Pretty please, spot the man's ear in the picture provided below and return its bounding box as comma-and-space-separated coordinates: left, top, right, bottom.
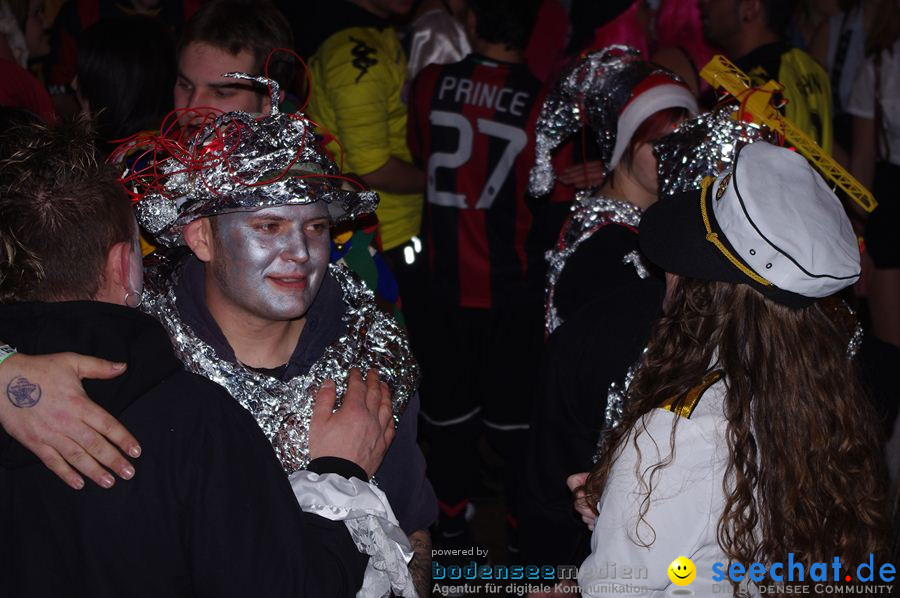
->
103, 240, 131, 297
183, 218, 215, 263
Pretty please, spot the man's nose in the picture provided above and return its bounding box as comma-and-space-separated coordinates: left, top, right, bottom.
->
180, 96, 217, 128
281, 228, 310, 263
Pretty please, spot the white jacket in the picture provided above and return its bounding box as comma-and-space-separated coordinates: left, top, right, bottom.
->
578, 376, 756, 597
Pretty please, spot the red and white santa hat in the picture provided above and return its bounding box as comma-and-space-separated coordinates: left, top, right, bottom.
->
529, 46, 698, 196
608, 71, 698, 169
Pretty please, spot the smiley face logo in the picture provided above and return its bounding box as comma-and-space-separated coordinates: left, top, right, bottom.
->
668, 556, 696, 586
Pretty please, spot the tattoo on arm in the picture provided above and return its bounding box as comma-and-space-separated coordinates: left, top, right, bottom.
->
6, 376, 42, 408
408, 529, 432, 598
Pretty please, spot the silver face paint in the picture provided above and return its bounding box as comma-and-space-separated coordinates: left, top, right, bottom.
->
209, 202, 331, 322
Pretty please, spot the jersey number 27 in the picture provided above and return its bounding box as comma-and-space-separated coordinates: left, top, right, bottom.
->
427, 110, 527, 210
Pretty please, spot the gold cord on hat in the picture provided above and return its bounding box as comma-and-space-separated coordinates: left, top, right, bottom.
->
700, 176, 772, 287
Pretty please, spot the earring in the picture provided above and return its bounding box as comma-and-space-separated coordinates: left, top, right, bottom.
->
124, 290, 143, 308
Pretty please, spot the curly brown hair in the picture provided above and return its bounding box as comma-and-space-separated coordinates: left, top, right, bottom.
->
585, 277, 890, 595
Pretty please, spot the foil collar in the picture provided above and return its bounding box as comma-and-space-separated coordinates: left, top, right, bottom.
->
529, 45, 674, 196
545, 193, 643, 335
593, 353, 644, 464
623, 250, 650, 279
141, 262, 419, 473
124, 73, 378, 247
654, 105, 781, 197
848, 319, 864, 359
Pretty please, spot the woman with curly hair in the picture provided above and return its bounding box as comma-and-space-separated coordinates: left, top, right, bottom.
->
575, 141, 890, 597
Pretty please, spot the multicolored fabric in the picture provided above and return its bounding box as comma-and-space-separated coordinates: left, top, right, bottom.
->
331, 225, 404, 323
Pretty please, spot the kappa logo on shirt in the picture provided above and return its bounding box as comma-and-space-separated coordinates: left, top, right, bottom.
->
349, 36, 378, 82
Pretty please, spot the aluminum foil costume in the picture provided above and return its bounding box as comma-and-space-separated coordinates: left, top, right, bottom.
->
529, 46, 651, 198
653, 103, 781, 197
529, 46, 693, 335
124, 74, 418, 598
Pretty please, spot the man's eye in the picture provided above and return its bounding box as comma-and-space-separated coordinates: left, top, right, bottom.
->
214, 89, 234, 98
254, 223, 277, 232
306, 221, 329, 234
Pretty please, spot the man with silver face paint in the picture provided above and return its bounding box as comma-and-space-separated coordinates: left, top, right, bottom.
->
141, 77, 435, 598
1, 76, 435, 598
199, 203, 333, 331
0, 117, 391, 598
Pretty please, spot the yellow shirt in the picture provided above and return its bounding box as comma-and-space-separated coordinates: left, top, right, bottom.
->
309, 25, 422, 250
740, 44, 833, 155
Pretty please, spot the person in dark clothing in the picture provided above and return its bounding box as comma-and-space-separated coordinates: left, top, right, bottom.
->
0, 304, 372, 598
75, 15, 176, 152
529, 47, 697, 336
170, 252, 432, 539
0, 120, 395, 597
520, 277, 664, 574
140, 100, 433, 596
519, 48, 696, 581
46, 0, 199, 90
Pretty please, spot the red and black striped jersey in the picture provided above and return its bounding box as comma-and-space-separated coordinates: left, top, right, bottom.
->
408, 53, 546, 309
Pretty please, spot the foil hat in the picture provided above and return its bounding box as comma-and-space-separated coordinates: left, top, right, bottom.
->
653, 104, 782, 197
123, 73, 379, 247
528, 45, 695, 196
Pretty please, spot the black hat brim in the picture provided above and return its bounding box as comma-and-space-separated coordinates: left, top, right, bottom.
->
639, 188, 815, 308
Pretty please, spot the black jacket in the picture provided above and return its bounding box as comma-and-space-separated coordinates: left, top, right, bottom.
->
0, 301, 367, 597
521, 276, 665, 568
554, 223, 644, 325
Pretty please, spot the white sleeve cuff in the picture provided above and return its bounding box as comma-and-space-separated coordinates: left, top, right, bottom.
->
288, 470, 417, 598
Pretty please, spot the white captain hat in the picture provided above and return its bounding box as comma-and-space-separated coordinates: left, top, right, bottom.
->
639, 141, 860, 307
